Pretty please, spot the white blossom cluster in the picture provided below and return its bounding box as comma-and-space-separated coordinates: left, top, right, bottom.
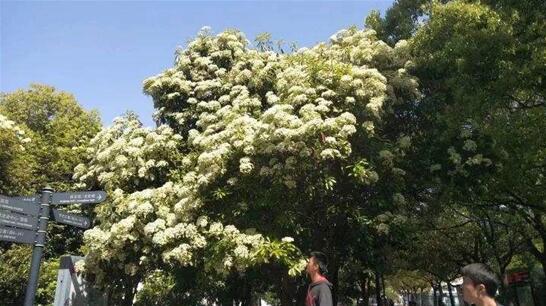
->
80, 180, 283, 284
0, 114, 31, 146
443, 127, 493, 176
74, 115, 182, 191
143, 27, 418, 190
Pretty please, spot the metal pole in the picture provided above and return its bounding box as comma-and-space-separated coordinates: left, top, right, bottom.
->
23, 187, 53, 306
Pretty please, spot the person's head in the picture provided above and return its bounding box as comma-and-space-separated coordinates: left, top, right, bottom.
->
306, 251, 328, 277
461, 263, 499, 304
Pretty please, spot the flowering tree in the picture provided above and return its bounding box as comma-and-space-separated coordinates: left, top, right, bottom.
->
0, 113, 32, 195
76, 25, 419, 304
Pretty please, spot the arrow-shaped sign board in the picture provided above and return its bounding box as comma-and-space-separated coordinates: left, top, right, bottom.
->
0, 210, 38, 230
50, 209, 91, 229
0, 225, 36, 244
12, 195, 39, 203
0, 195, 40, 216
51, 191, 106, 205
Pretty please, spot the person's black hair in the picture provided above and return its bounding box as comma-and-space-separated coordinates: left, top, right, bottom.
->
461, 263, 499, 297
310, 251, 328, 275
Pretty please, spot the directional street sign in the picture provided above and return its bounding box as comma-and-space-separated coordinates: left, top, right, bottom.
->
1, 188, 107, 306
0, 225, 36, 244
12, 195, 39, 203
0, 195, 40, 216
50, 209, 91, 229
0, 210, 38, 230
51, 191, 107, 205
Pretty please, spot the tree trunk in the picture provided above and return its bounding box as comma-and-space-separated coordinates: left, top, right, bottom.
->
523, 210, 546, 287
375, 271, 382, 306
120, 276, 139, 306
542, 258, 546, 287
331, 262, 339, 306
513, 286, 521, 306
359, 275, 371, 306
381, 272, 386, 300
447, 282, 455, 306
432, 283, 437, 306
438, 282, 444, 306
241, 276, 252, 306
497, 269, 508, 304
280, 272, 294, 306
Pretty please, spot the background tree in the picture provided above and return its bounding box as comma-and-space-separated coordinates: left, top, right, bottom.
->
408, 0, 545, 277
0, 84, 101, 305
365, 3, 544, 303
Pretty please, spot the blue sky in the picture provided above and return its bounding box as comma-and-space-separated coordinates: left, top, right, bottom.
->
1, 1, 393, 127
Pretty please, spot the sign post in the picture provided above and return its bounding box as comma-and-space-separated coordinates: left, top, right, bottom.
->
0, 210, 38, 230
23, 187, 52, 306
0, 187, 106, 306
0, 226, 37, 244
0, 194, 40, 215
51, 191, 107, 205
50, 209, 91, 229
